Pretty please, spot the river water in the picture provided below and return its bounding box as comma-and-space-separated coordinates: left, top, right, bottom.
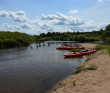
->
0, 41, 86, 93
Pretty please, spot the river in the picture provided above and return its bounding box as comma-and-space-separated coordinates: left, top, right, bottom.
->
0, 41, 86, 93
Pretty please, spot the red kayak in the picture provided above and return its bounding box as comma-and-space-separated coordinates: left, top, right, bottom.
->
64, 52, 82, 57
64, 49, 96, 57
56, 46, 85, 50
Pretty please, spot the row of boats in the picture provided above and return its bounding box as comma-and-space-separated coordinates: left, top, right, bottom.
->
56, 43, 96, 57
56, 43, 85, 50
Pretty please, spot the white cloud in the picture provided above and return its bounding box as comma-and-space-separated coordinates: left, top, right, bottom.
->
35, 21, 54, 32
68, 10, 78, 15
21, 23, 32, 29
9, 11, 28, 22
0, 11, 9, 17
2, 23, 32, 30
69, 20, 107, 32
41, 12, 85, 26
67, 16, 85, 26
41, 12, 68, 21
0, 11, 28, 22
98, 0, 110, 2
37, 12, 107, 32
0, 11, 108, 34
57, 12, 68, 21
2, 23, 21, 30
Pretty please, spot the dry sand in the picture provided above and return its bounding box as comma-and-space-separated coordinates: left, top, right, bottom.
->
50, 44, 110, 93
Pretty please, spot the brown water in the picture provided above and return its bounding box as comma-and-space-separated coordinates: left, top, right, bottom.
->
0, 41, 86, 93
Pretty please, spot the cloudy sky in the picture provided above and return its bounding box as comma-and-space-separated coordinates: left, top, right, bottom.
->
0, 0, 110, 35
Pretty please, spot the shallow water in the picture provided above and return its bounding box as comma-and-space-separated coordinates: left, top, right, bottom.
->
0, 41, 86, 93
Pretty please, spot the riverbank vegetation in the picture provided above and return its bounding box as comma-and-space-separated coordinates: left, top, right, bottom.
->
74, 64, 98, 74
0, 24, 110, 49
0, 31, 49, 49
40, 30, 103, 42
40, 24, 110, 43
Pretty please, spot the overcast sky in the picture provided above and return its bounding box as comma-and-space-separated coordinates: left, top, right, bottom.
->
0, 0, 110, 35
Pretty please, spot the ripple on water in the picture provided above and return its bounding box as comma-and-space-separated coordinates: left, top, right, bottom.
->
0, 43, 86, 93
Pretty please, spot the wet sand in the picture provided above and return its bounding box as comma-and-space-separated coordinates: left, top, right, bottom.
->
50, 44, 110, 93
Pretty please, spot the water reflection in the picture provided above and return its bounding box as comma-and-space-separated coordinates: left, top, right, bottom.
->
0, 41, 86, 93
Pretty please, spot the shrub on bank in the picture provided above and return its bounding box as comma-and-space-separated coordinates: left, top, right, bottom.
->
74, 64, 98, 74
95, 45, 102, 51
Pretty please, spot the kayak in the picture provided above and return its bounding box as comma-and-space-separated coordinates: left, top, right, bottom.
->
64, 49, 96, 57
64, 52, 82, 57
56, 46, 85, 50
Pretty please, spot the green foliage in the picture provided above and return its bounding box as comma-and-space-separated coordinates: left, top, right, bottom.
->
102, 24, 110, 43
107, 47, 110, 56
74, 66, 85, 74
86, 64, 98, 70
72, 80, 76, 86
0, 31, 50, 49
0, 31, 32, 49
74, 64, 98, 74
95, 44, 108, 51
95, 45, 110, 56
39, 30, 102, 42
105, 24, 110, 31
95, 45, 102, 51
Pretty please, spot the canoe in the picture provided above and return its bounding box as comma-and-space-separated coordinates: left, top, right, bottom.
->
64, 49, 96, 57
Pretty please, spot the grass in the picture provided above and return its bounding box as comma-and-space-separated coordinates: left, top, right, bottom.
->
95, 45, 102, 51
85, 36, 101, 41
74, 64, 98, 74
107, 47, 110, 56
86, 64, 98, 70
74, 66, 85, 74
95, 44, 110, 56
95, 44, 109, 50
72, 80, 76, 86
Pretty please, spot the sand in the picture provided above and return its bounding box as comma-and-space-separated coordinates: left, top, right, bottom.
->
50, 44, 110, 93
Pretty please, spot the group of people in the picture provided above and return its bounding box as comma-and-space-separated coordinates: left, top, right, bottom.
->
61, 43, 81, 48
31, 43, 50, 49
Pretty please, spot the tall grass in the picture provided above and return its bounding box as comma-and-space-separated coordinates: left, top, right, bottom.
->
86, 64, 98, 70
74, 64, 98, 74
95, 44, 108, 51
95, 44, 110, 56
72, 80, 76, 86
95, 45, 102, 50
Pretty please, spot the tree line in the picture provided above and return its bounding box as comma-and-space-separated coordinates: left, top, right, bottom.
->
40, 29, 103, 41
0, 24, 110, 49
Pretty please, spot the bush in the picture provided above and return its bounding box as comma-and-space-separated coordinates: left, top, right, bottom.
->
95, 45, 101, 50
86, 64, 98, 70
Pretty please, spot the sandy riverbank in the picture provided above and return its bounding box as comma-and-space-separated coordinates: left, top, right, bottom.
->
50, 44, 110, 93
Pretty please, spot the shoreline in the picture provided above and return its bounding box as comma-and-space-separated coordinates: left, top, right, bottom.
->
49, 44, 110, 93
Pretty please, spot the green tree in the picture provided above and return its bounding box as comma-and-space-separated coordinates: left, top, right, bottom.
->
105, 24, 110, 31
102, 24, 110, 43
